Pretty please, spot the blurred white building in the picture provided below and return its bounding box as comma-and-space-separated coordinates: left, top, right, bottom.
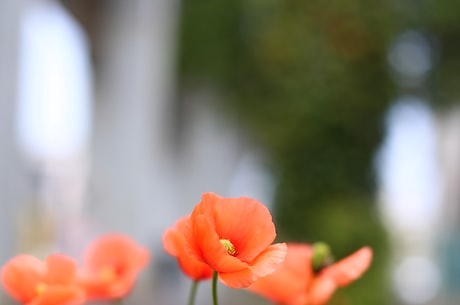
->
0, 1, 273, 305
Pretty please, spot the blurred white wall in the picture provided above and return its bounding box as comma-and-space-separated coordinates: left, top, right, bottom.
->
0, 0, 26, 262
0, 1, 277, 304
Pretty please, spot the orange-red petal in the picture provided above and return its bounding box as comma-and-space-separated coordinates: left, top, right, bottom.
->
217, 244, 287, 289
31, 284, 85, 305
2, 254, 85, 305
247, 243, 372, 305
194, 193, 277, 263
320, 246, 372, 287
80, 234, 150, 300
309, 277, 337, 305
219, 266, 255, 288
162, 216, 213, 280
163, 222, 185, 257
190, 214, 247, 273
212, 196, 277, 262
185, 192, 285, 288
44, 255, 78, 286
247, 243, 312, 305
250, 243, 287, 278
83, 234, 150, 272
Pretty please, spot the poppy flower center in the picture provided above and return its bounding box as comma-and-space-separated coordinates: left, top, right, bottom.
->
35, 283, 47, 296
219, 239, 237, 255
100, 266, 117, 282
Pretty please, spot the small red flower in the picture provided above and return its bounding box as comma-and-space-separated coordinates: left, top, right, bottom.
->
247, 243, 373, 305
78, 234, 150, 301
163, 215, 213, 281
183, 192, 287, 288
1, 254, 85, 305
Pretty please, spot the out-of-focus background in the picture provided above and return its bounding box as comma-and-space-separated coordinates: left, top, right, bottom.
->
1, 0, 460, 304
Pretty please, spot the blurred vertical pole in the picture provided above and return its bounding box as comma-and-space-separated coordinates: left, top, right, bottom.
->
0, 0, 25, 262
438, 109, 460, 238
92, 0, 180, 243
437, 108, 460, 302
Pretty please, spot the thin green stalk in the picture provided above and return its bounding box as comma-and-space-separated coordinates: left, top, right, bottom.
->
188, 280, 199, 305
112, 299, 124, 305
212, 271, 219, 305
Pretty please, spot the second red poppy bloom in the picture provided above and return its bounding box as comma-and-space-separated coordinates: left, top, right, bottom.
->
78, 234, 150, 301
183, 192, 287, 288
1, 254, 85, 305
247, 243, 373, 305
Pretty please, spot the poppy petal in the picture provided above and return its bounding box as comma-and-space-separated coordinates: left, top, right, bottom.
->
309, 277, 337, 305
218, 266, 255, 288
199, 193, 277, 263
190, 192, 219, 220
162, 218, 187, 257
30, 285, 85, 305
79, 259, 140, 300
132, 246, 150, 272
163, 215, 213, 280
101, 274, 136, 300
250, 243, 287, 278
247, 243, 311, 305
81, 234, 150, 300
44, 255, 77, 285
1, 255, 45, 303
77, 270, 115, 300
190, 214, 247, 273
249, 273, 308, 305
177, 256, 213, 281
87, 234, 150, 272
321, 246, 372, 287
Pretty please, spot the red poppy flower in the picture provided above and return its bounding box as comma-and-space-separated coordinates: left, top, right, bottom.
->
247, 243, 373, 305
1, 254, 85, 305
183, 192, 287, 288
163, 215, 213, 281
78, 234, 150, 301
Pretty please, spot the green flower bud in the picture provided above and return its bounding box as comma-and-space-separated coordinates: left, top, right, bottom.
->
312, 242, 332, 272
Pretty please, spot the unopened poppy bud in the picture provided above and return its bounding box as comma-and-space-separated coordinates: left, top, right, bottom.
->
312, 242, 332, 272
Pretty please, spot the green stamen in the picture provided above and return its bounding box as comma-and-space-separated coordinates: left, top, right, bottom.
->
220, 239, 237, 255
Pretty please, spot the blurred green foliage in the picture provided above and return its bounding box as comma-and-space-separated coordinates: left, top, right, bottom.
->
426, 0, 460, 108
177, 1, 402, 304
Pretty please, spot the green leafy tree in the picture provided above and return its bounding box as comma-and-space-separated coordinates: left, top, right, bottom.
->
178, 1, 399, 304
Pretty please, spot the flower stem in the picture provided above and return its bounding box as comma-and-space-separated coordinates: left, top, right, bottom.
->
212, 271, 219, 305
188, 281, 199, 305
112, 299, 124, 305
